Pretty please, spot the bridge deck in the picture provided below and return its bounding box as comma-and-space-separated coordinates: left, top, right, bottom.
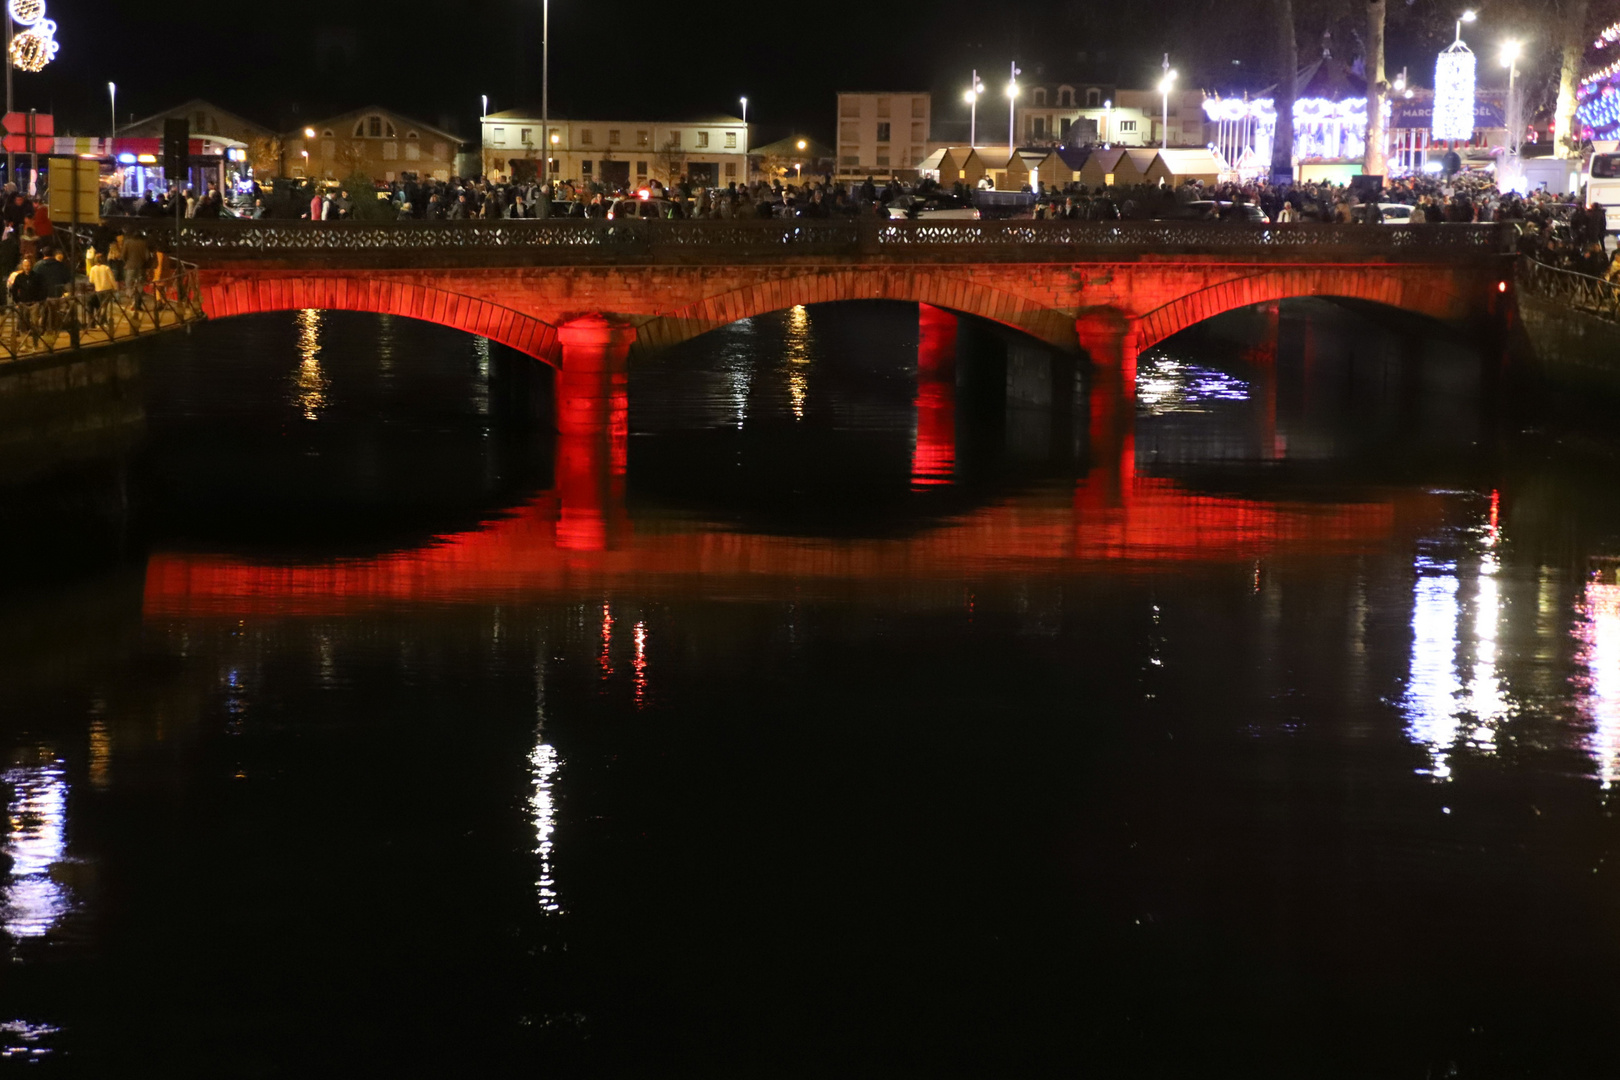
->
154, 218, 1515, 270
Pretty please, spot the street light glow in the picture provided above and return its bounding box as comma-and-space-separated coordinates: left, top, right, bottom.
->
1460, 9, 1476, 22
1159, 70, 1177, 93
304, 127, 315, 138
1006, 79, 1019, 98
796, 139, 806, 150
1500, 39, 1521, 66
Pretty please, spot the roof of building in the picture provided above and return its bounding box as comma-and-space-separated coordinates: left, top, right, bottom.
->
291, 105, 464, 142
750, 135, 834, 158
117, 98, 276, 137
483, 108, 744, 125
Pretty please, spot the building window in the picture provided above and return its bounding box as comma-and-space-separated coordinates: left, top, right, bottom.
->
370, 116, 384, 137
582, 159, 592, 175
1117, 120, 1136, 133
321, 139, 334, 158
383, 142, 397, 160
876, 122, 890, 142
877, 153, 890, 167
1060, 118, 1072, 137
521, 128, 532, 144
606, 129, 619, 145
433, 142, 448, 160
840, 97, 861, 117
405, 142, 420, 161
725, 162, 736, 177
636, 161, 648, 175
697, 131, 709, 148
581, 129, 593, 145
669, 130, 681, 146
1033, 88, 1046, 105
725, 131, 736, 148
911, 97, 925, 118
493, 127, 506, 145
877, 96, 891, 117
636, 130, 649, 146
1032, 117, 1045, 138
1059, 88, 1073, 107
1086, 89, 1101, 107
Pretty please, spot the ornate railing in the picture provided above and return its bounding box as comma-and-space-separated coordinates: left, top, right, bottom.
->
1517, 257, 1620, 324
0, 261, 204, 362
133, 217, 1517, 264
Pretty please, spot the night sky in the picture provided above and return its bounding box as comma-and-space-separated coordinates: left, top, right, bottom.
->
22, 0, 1531, 146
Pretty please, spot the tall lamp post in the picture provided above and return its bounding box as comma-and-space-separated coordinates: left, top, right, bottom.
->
541, 0, 549, 184
1500, 39, 1521, 161
1159, 55, 1177, 149
739, 96, 747, 180
1006, 63, 1021, 149
108, 81, 116, 144
963, 71, 983, 148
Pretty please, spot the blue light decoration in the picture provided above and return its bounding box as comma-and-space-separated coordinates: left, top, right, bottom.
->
115, 152, 136, 165
1433, 41, 1476, 141
1578, 20, 1620, 139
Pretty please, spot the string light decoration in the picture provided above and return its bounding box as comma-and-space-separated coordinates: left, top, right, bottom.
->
6, 0, 43, 26
1433, 42, 1477, 141
6, 0, 57, 72
1596, 19, 1620, 49
1579, 21, 1620, 138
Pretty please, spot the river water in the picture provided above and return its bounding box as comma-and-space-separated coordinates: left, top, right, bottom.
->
2, 301, 1619, 1076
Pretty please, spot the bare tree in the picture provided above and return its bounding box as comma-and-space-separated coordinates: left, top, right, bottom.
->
1554, 0, 1593, 157
1272, 0, 1298, 182
654, 138, 684, 184
1364, 0, 1387, 175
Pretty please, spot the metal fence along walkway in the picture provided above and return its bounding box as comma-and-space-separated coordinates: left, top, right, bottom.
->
0, 264, 204, 362
145, 217, 1516, 267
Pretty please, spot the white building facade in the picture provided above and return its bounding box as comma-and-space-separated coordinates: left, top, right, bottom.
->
481, 111, 747, 188
836, 92, 931, 178
1010, 84, 1210, 147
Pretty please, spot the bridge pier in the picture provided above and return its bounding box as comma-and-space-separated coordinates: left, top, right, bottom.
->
913, 306, 958, 488
555, 316, 633, 550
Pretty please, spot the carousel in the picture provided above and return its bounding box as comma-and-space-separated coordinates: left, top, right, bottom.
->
1202, 56, 1390, 180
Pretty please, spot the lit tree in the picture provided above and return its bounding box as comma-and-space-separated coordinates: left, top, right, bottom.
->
1555, 0, 1593, 157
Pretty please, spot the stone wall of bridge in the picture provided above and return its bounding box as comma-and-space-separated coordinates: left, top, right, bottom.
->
199, 258, 1509, 372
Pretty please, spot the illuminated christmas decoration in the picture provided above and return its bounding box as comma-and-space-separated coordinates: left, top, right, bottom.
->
1579, 21, 1620, 138
1201, 94, 1391, 175
1596, 19, 1620, 49
6, 0, 56, 72
1433, 42, 1476, 141
6, 0, 43, 26
8, 23, 55, 73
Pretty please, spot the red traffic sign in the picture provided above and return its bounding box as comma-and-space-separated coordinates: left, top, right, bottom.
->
2, 112, 52, 137
1, 133, 50, 154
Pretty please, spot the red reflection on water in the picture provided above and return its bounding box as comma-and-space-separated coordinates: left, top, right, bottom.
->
142, 470, 1432, 618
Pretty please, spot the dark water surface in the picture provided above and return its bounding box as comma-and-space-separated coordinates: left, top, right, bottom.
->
3, 301, 1620, 1076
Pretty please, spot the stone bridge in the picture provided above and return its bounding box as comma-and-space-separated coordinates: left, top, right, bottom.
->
158, 218, 1516, 432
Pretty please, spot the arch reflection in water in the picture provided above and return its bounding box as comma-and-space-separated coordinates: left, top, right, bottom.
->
293, 309, 328, 421
3, 758, 72, 939
1574, 576, 1620, 789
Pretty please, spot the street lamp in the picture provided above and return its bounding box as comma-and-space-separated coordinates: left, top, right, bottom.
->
481, 93, 487, 119
304, 127, 315, 139
1159, 54, 1177, 149
1455, 8, 1475, 43
963, 70, 984, 148
541, 0, 550, 180
740, 96, 748, 180
1103, 99, 1112, 144
1006, 62, 1021, 149
1501, 39, 1521, 160
107, 82, 115, 144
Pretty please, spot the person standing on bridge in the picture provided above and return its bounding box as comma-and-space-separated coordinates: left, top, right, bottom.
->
121, 230, 150, 297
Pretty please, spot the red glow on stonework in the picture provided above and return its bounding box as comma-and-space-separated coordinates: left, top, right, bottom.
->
1489, 489, 1500, 543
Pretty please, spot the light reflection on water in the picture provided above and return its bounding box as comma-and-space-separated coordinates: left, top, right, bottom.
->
293, 308, 328, 420
1574, 576, 1620, 789
3, 758, 72, 939
1136, 352, 1251, 413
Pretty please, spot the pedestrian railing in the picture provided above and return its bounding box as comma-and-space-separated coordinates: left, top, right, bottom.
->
1517, 257, 1620, 324
126, 216, 1518, 264
0, 261, 204, 362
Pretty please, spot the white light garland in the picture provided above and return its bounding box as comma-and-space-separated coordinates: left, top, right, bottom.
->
1433, 42, 1476, 141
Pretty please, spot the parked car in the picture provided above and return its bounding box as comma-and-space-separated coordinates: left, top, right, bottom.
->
607, 196, 680, 220
889, 194, 981, 221
1376, 203, 1414, 224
